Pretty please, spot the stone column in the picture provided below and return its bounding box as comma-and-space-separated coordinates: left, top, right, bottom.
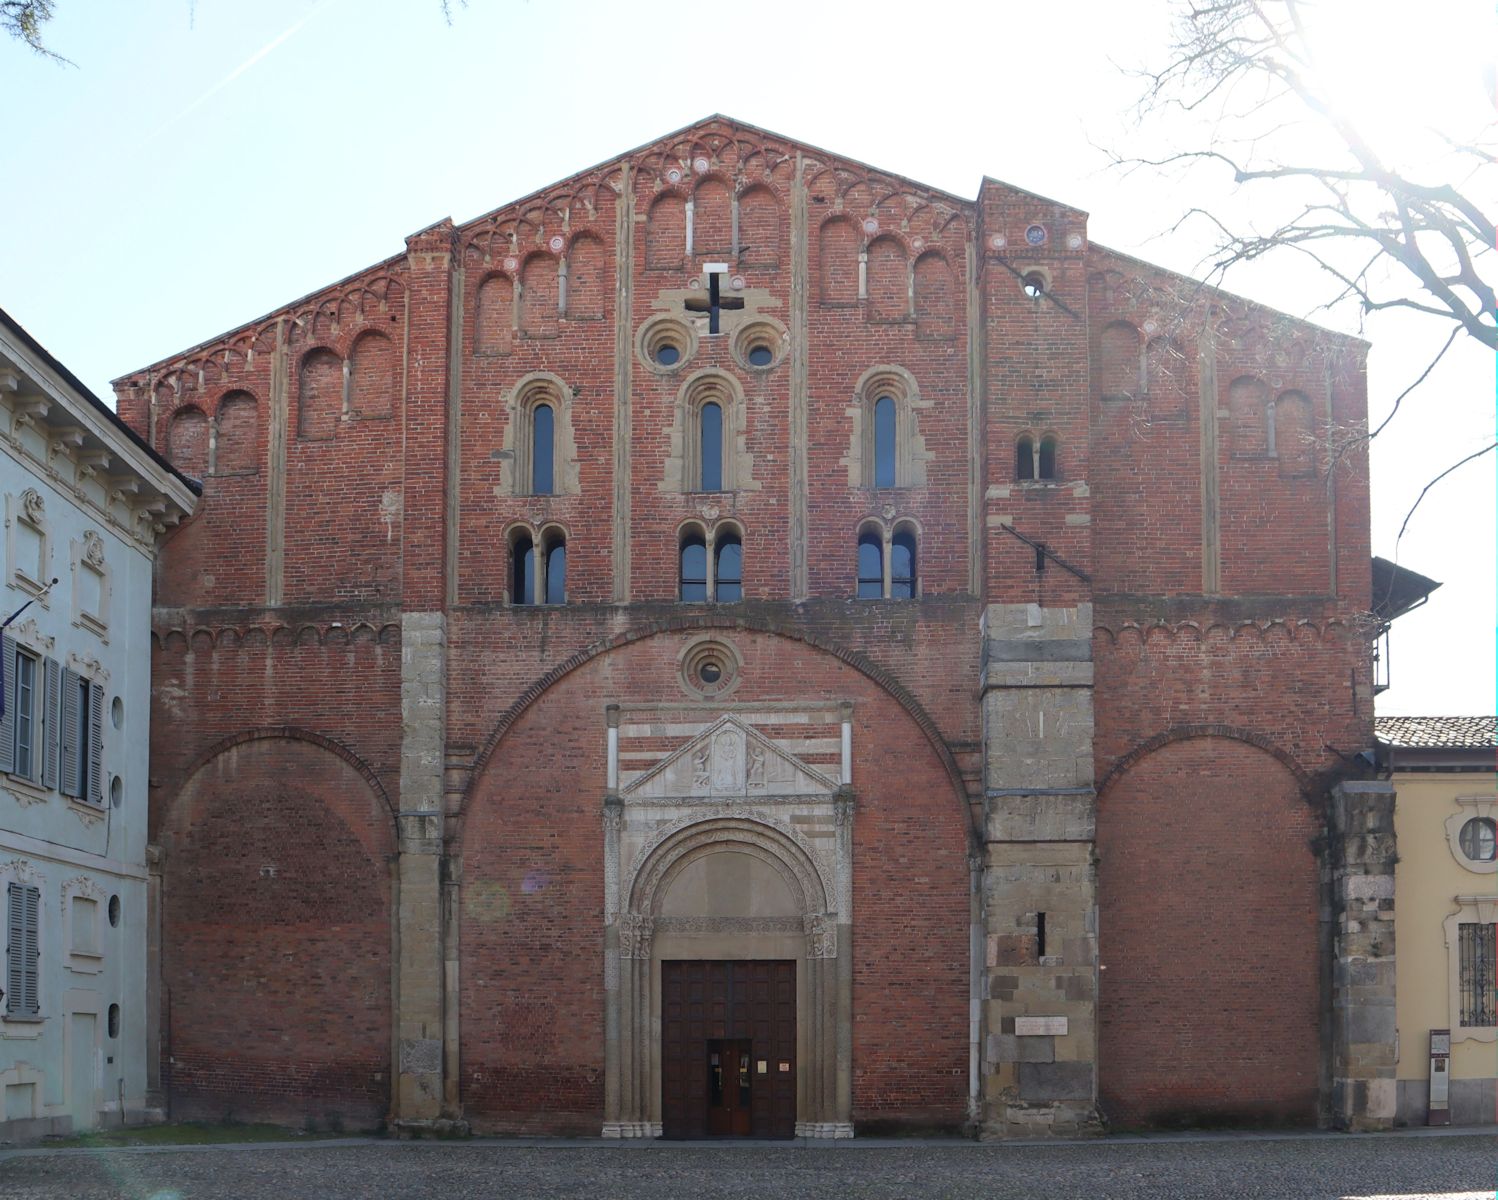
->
391, 220, 457, 1132
980, 602, 1102, 1138
1324, 780, 1397, 1130
394, 613, 450, 1129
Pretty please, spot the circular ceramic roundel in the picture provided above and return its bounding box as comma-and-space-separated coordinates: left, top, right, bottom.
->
693, 156, 711, 174
1066, 233, 1084, 250
548, 235, 565, 253
862, 217, 880, 236
990, 234, 1007, 250
912, 237, 925, 251
1025, 224, 1048, 246
503, 256, 519, 273
666, 167, 683, 184
1142, 320, 1159, 336
730, 275, 745, 291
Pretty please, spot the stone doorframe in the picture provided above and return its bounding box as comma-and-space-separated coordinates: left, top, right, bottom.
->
601, 809, 854, 1138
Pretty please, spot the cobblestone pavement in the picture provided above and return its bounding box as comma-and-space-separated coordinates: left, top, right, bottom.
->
2, 1131, 1495, 1200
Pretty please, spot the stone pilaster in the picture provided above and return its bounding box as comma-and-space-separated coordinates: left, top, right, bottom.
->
393, 612, 452, 1130
980, 602, 1102, 1137
1324, 780, 1397, 1130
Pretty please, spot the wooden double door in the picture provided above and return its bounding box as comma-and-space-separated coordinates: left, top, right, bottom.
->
661, 960, 797, 1139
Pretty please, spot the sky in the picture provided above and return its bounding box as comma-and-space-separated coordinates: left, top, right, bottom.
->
2, 0, 1493, 718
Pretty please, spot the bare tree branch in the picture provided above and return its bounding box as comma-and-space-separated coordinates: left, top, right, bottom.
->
1396, 441, 1498, 547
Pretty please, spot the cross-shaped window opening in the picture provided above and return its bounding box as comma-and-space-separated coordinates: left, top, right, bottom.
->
684, 271, 744, 335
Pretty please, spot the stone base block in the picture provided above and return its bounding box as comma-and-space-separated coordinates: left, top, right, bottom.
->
391, 1117, 471, 1139
602, 1120, 663, 1138
795, 1120, 855, 1138
981, 1101, 1103, 1140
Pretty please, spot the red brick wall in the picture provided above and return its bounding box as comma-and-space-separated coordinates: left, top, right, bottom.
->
1096, 736, 1320, 1126
160, 738, 394, 1128
458, 630, 970, 1133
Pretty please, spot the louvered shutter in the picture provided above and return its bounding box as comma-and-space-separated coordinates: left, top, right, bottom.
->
19, 884, 39, 1016
0, 634, 14, 776
42, 657, 60, 790
5, 882, 21, 1016
87, 682, 104, 806
60, 668, 81, 798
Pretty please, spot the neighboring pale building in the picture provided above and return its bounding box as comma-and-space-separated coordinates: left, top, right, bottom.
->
1381, 716, 1498, 1127
0, 308, 197, 1141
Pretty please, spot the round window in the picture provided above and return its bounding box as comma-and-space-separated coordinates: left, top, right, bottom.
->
655, 343, 680, 366
679, 638, 741, 699
747, 344, 773, 368
1459, 817, 1497, 862
1022, 272, 1046, 299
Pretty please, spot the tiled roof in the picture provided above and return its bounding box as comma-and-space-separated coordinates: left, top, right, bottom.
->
1375, 716, 1496, 749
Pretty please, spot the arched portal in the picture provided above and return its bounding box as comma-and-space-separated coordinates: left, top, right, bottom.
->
607, 810, 851, 1138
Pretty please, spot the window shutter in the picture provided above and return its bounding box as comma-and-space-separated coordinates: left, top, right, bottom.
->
0, 634, 14, 776
5, 882, 21, 1016
87, 683, 105, 806
42, 657, 60, 790
60, 668, 81, 798
20, 884, 39, 1016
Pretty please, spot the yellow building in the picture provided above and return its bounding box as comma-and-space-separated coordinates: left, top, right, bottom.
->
1382, 716, 1498, 1126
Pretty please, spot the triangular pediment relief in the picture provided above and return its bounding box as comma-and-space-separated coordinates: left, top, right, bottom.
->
622, 715, 839, 801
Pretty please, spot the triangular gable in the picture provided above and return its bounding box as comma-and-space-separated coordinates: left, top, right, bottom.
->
622, 715, 839, 800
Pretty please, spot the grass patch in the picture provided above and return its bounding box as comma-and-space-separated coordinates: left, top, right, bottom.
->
45, 1121, 354, 1149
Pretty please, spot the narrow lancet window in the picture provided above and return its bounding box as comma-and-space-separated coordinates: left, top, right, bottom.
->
873, 396, 896, 488
699, 402, 723, 491
531, 403, 555, 495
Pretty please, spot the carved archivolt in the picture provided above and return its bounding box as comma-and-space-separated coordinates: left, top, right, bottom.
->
626, 814, 832, 919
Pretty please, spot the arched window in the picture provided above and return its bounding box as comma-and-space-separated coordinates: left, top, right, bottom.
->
531, 402, 555, 495
1038, 435, 1058, 481
543, 533, 566, 605
714, 532, 743, 602
512, 532, 535, 606
698, 401, 723, 492
891, 527, 917, 599
680, 530, 708, 601
873, 396, 897, 489
856, 529, 884, 599
1016, 434, 1035, 481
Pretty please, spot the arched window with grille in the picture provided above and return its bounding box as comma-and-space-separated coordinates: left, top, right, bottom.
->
1016, 434, 1035, 481
512, 532, 535, 606
891, 526, 917, 599
856, 529, 884, 599
543, 533, 566, 605
680, 529, 708, 601
714, 531, 743, 602
1038, 435, 1058, 481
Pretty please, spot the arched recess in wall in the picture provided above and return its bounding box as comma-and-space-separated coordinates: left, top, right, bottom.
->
646, 192, 686, 270
158, 731, 395, 1127
818, 216, 858, 305
520, 253, 559, 338
1274, 390, 1315, 476
737, 185, 782, 268
693, 177, 732, 256
298, 348, 342, 440
1096, 733, 1319, 1127
454, 624, 975, 1133
1098, 320, 1141, 400
867, 236, 907, 320
1227, 376, 1270, 454
567, 234, 606, 321
1145, 335, 1187, 409
167, 406, 209, 476
475, 273, 514, 355
214, 391, 259, 475
348, 331, 396, 419
913, 251, 956, 339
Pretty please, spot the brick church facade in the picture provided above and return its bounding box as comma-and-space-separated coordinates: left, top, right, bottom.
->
115, 117, 1396, 1137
